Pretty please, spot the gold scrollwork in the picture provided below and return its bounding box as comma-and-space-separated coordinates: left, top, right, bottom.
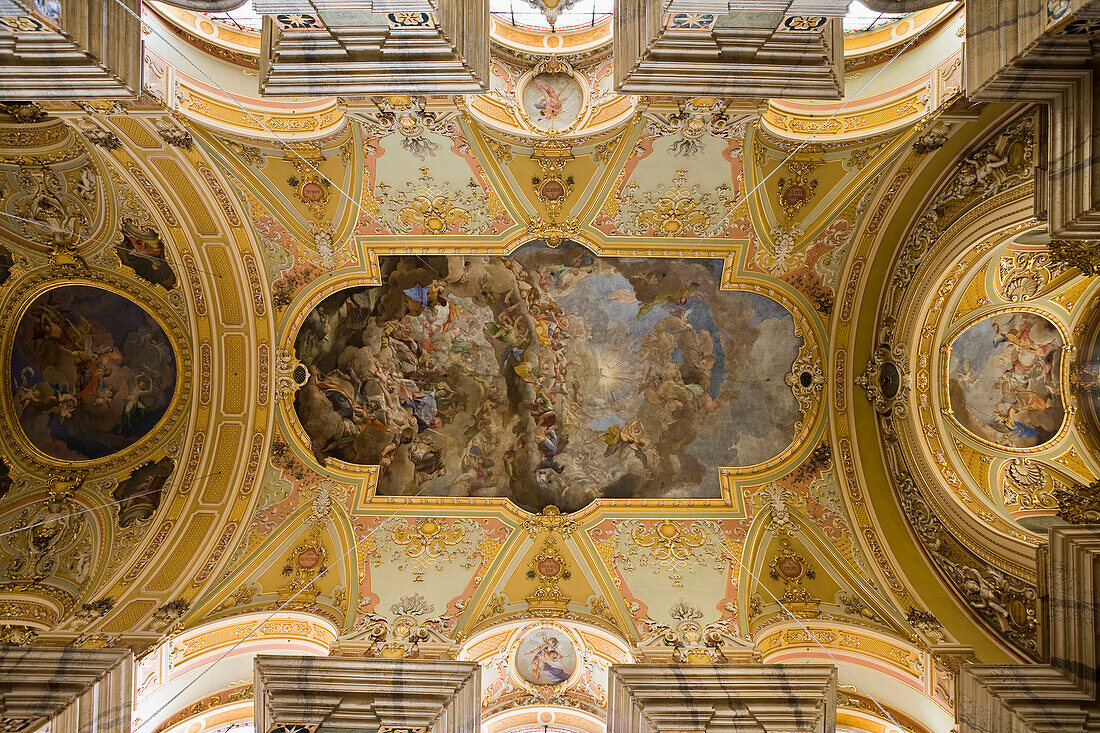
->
767, 539, 820, 618
629, 520, 708, 587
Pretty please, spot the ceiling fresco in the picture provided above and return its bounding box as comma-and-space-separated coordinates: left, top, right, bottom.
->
946, 310, 1065, 449
1, 4, 1099, 733
10, 285, 177, 462
293, 246, 807, 511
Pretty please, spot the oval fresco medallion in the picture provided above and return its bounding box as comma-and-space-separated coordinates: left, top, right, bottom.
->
947, 311, 1064, 449
292, 244, 805, 512
10, 285, 177, 461
515, 627, 576, 686
521, 71, 584, 132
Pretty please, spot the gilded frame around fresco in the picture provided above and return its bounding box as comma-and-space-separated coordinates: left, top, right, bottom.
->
271, 246, 826, 511
0, 268, 192, 472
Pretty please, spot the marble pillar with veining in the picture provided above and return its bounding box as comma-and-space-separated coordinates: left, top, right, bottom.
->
254, 655, 481, 733
958, 525, 1100, 733
607, 662, 837, 733
0, 646, 133, 733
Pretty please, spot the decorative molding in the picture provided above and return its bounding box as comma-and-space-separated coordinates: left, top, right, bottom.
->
0, 646, 133, 733
254, 656, 481, 733
1048, 239, 1100, 276
1054, 480, 1100, 524
607, 663, 837, 733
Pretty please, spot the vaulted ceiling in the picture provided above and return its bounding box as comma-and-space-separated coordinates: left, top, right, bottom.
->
1, 3, 1098, 733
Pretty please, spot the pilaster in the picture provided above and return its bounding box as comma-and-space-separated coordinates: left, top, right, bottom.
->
614, 0, 847, 99
607, 663, 837, 733
253, 656, 481, 733
0, 0, 142, 99
958, 525, 1100, 733
0, 646, 133, 733
254, 0, 488, 96
965, 0, 1100, 239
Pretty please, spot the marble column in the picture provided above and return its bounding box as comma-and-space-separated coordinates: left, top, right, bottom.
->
965, 0, 1100, 240
614, 0, 847, 98
0, 0, 142, 99
253, 0, 488, 96
607, 663, 837, 733
0, 646, 133, 733
957, 525, 1100, 733
254, 656, 481, 733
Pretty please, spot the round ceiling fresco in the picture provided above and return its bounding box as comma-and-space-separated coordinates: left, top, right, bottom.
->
11, 285, 177, 461
293, 244, 805, 512
946, 310, 1065, 449
515, 626, 577, 686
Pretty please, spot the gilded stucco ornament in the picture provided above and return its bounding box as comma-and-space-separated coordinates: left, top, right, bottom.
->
352, 593, 454, 658
904, 607, 945, 644
776, 158, 821, 220
381, 167, 488, 235
351, 96, 458, 160
618, 170, 736, 238
768, 539, 821, 619
998, 249, 1067, 301
642, 101, 747, 160
870, 110, 1044, 658
1047, 238, 1100, 276
149, 599, 190, 633
758, 482, 799, 535
0, 102, 46, 124
526, 535, 571, 616
527, 140, 578, 246
856, 341, 910, 422
890, 113, 1035, 293
616, 520, 725, 588
388, 517, 479, 582
786, 341, 826, 429
891, 466, 1038, 655
1054, 480, 1100, 523
628, 521, 707, 588
754, 224, 806, 276
276, 534, 327, 607
912, 121, 953, 155
274, 347, 309, 403
522, 505, 578, 537
2, 477, 86, 584
1001, 458, 1059, 512
638, 598, 740, 664
9, 163, 91, 249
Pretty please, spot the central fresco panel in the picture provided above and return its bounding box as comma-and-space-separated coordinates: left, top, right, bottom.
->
294, 244, 803, 511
